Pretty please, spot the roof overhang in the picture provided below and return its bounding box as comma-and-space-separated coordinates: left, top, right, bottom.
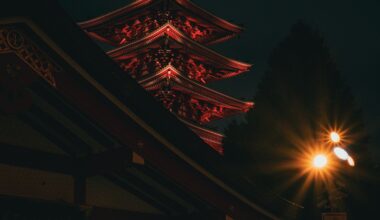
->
0, 2, 280, 217
139, 65, 254, 114
108, 23, 252, 73
78, 0, 244, 45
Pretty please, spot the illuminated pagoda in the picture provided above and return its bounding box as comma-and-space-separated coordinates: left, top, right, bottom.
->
0, 1, 291, 219
79, 0, 253, 154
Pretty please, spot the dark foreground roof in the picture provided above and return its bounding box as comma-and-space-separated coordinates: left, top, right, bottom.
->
0, 1, 300, 219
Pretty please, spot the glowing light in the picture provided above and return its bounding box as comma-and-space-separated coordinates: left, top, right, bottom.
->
330, 131, 341, 143
347, 156, 355, 167
313, 154, 328, 168
333, 147, 349, 160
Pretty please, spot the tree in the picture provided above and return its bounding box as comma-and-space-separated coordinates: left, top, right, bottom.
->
224, 22, 374, 219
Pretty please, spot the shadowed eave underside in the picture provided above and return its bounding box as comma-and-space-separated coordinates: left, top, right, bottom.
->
107, 23, 252, 82
139, 65, 254, 114
78, 0, 244, 45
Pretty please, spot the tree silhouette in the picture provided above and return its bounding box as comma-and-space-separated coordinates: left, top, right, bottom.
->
224, 22, 374, 219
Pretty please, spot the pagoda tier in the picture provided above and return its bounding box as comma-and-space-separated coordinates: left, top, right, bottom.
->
108, 23, 251, 84
79, 0, 254, 154
78, 0, 243, 46
139, 65, 253, 124
180, 118, 225, 154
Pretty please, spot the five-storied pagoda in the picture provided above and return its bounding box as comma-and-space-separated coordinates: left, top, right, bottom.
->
79, 0, 253, 154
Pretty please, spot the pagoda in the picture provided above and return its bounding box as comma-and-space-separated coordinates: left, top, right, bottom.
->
79, 0, 253, 154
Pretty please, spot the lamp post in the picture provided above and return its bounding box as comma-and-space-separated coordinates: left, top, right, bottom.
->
319, 131, 355, 220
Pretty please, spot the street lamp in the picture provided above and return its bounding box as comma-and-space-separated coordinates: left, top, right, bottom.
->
313, 154, 328, 169
308, 130, 356, 219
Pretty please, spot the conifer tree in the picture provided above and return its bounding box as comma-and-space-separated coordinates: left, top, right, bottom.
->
224, 22, 374, 219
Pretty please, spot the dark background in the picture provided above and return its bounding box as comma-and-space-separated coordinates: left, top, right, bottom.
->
58, 0, 380, 161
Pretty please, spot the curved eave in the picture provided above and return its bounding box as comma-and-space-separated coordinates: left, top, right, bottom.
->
84, 30, 119, 47
108, 23, 252, 72
139, 65, 254, 113
206, 33, 239, 45
180, 118, 224, 154
176, 0, 243, 33
78, 0, 243, 34
181, 118, 224, 139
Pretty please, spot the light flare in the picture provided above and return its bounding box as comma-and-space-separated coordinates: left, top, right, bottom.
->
313, 154, 328, 168
330, 131, 341, 143
347, 156, 355, 167
333, 147, 349, 160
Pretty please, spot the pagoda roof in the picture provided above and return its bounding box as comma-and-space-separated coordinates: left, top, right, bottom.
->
180, 118, 224, 154
0, 1, 288, 219
78, 0, 244, 45
139, 65, 254, 115
108, 23, 252, 81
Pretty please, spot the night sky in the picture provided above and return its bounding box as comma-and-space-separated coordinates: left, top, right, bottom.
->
59, 0, 380, 161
